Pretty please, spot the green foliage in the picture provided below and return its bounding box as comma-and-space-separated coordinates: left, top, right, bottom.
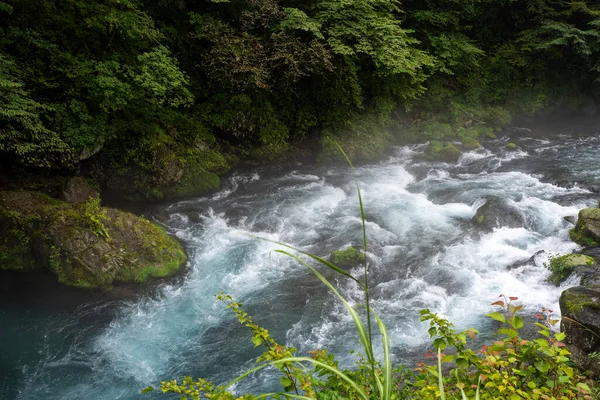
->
80, 196, 110, 240
415, 296, 595, 399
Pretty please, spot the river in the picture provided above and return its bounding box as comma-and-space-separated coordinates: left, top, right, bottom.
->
1, 131, 600, 399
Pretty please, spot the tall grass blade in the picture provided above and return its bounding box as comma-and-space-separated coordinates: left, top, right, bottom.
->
254, 236, 364, 289
437, 348, 446, 400
273, 250, 375, 365
221, 357, 369, 400
336, 143, 377, 396
373, 310, 391, 400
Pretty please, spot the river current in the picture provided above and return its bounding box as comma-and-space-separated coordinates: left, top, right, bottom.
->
2, 132, 600, 399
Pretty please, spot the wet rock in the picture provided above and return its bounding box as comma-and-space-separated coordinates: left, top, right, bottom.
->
573, 265, 600, 286
424, 141, 462, 163
547, 254, 595, 286
61, 177, 99, 203
0, 191, 187, 289
570, 208, 600, 246
508, 250, 545, 270
564, 215, 576, 225
461, 137, 481, 150
472, 198, 524, 230
330, 246, 366, 268
582, 247, 600, 264
559, 286, 600, 377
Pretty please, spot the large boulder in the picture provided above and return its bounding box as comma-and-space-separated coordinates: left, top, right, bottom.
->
0, 191, 187, 289
559, 286, 600, 376
570, 208, 600, 246
472, 199, 524, 230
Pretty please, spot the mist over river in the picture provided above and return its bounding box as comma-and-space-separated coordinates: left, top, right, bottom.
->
2, 131, 600, 399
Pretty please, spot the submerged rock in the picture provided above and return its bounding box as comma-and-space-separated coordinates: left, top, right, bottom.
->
472, 198, 524, 230
330, 246, 366, 268
559, 286, 600, 377
0, 191, 186, 289
570, 208, 600, 246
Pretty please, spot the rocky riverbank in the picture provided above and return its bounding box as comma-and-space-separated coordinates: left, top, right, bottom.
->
552, 206, 600, 375
0, 178, 186, 290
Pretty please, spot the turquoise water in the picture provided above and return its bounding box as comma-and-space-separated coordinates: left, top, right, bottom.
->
2, 133, 600, 399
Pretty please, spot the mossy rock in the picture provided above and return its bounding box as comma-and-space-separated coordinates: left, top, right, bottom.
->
559, 286, 600, 376
546, 253, 595, 286
570, 208, 600, 246
505, 142, 517, 150
330, 247, 366, 268
425, 142, 462, 163
0, 191, 187, 289
461, 137, 481, 150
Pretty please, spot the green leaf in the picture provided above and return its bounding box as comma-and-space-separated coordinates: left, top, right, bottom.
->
487, 312, 506, 323
535, 360, 550, 373
251, 335, 262, 347
141, 386, 154, 393
510, 315, 524, 329
434, 338, 447, 350
554, 332, 566, 341
498, 328, 518, 338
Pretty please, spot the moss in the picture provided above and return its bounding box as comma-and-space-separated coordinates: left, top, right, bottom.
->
439, 144, 462, 162
461, 137, 481, 150
505, 142, 517, 150
546, 253, 595, 286
570, 208, 600, 246
424, 141, 462, 162
560, 288, 600, 314
570, 227, 598, 246
330, 247, 366, 267
477, 215, 485, 224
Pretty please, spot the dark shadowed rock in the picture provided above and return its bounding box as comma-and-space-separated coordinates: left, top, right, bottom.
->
472, 198, 524, 230
508, 250, 545, 270
560, 286, 600, 376
61, 177, 99, 203
564, 215, 576, 225
582, 247, 600, 264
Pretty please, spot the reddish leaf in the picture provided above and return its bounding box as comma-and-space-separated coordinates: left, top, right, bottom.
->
491, 300, 505, 307
509, 296, 518, 301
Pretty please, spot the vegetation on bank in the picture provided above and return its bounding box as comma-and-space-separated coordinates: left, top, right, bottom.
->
3, 0, 600, 198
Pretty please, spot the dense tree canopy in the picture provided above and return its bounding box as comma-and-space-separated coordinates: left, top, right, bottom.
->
1, 0, 600, 172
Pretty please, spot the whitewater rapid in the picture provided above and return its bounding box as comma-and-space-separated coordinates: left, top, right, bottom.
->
2, 133, 600, 399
